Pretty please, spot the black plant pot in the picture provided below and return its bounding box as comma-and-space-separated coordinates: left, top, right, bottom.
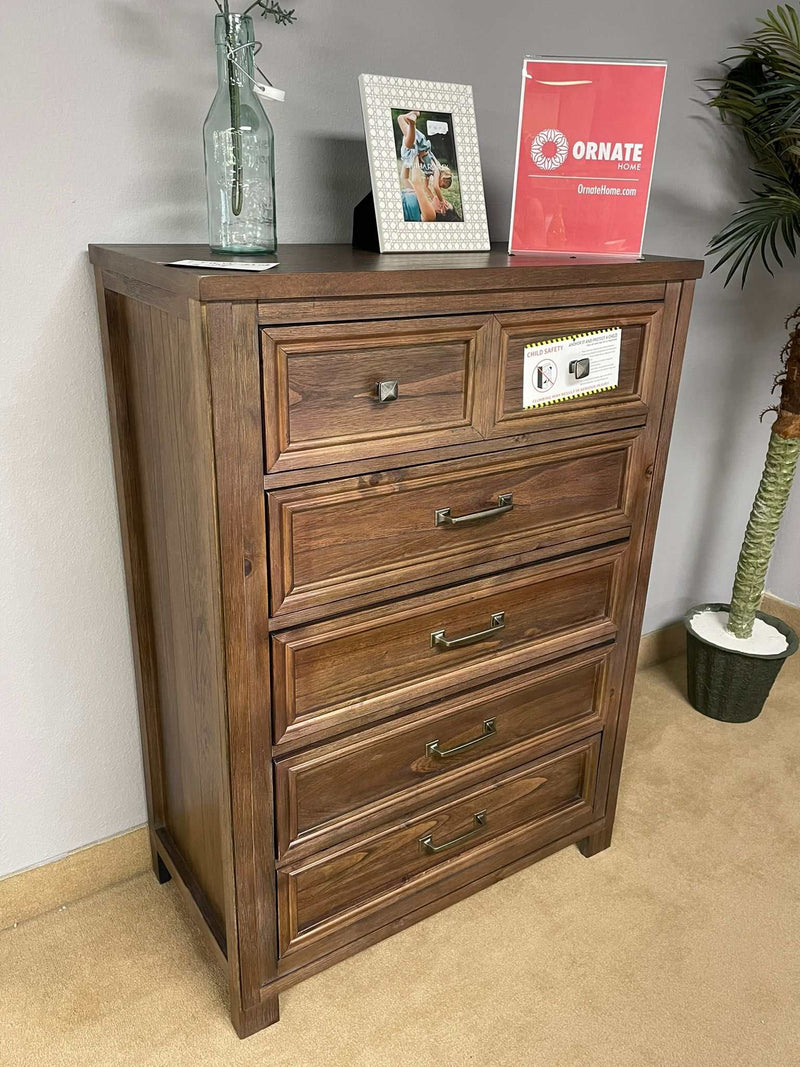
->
684, 603, 798, 722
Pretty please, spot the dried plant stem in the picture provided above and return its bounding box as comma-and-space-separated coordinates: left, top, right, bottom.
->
224, 9, 244, 216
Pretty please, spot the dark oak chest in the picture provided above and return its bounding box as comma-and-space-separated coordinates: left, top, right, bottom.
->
90, 243, 702, 1037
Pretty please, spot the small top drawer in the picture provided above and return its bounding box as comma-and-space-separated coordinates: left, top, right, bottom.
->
487, 302, 666, 440
261, 315, 490, 472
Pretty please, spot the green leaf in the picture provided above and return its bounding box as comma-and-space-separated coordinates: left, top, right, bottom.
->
707, 4, 800, 283
709, 184, 800, 285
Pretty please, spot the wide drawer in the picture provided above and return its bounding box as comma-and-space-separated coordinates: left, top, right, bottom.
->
271, 542, 628, 748
277, 735, 600, 961
268, 430, 642, 618
261, 315, 490, 473
274, 643, 616, 860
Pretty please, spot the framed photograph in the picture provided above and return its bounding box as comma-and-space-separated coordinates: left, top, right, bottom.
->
358, 73, 490, 253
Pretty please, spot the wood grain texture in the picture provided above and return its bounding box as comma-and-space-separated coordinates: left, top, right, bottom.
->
267, 430, 639, 619
263, 812, 607, 995
278, 736, 600, 962
97, 283, 228, 924
256, 282, 668, 325
261, 411, 649, 492
271, 543, 629, 749
488, 302, 663, 439
274, 643, 617, 862
578, 279, 685, 848
580, 279, 698, 860
153, 828, 226, 967
101, 269, 190, 320
261, 315, 489, 472
94, 272, 167, 881
88, 243, 704, 302
204, 301, 279, 1031
91, 245, 702, 1038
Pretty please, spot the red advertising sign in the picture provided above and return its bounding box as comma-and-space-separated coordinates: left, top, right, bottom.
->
509, 58, 667, 256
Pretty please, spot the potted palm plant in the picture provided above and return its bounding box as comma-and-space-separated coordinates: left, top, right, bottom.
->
685, 3, 800, 721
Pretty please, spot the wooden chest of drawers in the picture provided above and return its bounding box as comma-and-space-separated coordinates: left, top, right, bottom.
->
90, 243, 702, 1037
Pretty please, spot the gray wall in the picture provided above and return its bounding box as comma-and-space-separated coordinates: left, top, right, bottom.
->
2, 0, 797, 878
769, 490, 800, 604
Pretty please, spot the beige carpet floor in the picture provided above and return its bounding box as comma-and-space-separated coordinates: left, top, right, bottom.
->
2, 644, 799, 1067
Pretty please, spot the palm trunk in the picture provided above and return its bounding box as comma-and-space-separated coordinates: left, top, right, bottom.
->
727, 317, 800, 638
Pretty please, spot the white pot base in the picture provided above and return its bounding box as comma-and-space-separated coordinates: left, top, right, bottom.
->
687, 608, 789, 656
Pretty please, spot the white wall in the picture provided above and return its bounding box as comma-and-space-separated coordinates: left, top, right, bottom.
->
2, 0, 797, 878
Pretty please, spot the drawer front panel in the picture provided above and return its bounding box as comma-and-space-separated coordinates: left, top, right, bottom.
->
278, 736, 600, 958
268, 432, 639, 618
275, 644, 614, 860
261, 315, 490, 472
488, 303, 664, 439
271, 543, 628, 748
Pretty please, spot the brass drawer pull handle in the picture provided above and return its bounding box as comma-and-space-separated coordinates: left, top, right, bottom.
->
375, 380, 399, 403
426, 718, 496, 759
419, 811, 487, 855
430, 612, 505, 650
435, 493, 513, 527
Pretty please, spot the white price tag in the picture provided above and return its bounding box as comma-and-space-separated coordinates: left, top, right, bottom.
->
523, 327, 621, 408
164, 259, 279, 272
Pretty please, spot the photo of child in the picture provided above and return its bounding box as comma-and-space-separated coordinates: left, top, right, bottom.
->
391, 109, 463, 223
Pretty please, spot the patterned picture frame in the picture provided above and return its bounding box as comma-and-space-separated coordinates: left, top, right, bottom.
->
358, 74, 490, 253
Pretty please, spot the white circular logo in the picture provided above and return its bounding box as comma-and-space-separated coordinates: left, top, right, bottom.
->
530, 128, 569, 171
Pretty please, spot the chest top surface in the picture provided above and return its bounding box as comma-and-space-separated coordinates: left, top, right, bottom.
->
88, 242, 704, 303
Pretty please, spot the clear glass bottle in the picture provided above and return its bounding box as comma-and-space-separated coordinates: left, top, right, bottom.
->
203, 14, 276, 253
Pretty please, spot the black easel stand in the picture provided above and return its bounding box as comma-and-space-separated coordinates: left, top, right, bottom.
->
352, 192, 381, 252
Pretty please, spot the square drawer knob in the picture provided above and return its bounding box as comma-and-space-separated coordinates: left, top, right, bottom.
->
375, 380, 399, 403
